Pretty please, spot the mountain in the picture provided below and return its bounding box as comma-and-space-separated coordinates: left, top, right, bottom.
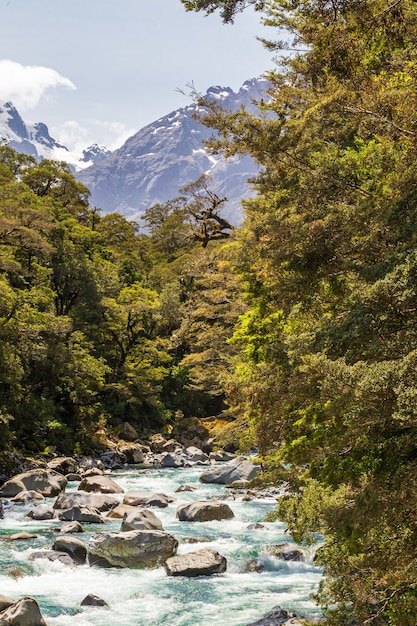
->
0, 101, 70, 161
0, 101, 109, 169
78, 78, 269, 225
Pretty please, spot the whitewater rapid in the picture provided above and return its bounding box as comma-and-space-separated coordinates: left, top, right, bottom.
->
0, 466, 322, 625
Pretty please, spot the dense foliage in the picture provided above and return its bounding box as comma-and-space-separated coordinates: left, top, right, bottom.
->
0, 151, 241, 454
183, 0, 417, 623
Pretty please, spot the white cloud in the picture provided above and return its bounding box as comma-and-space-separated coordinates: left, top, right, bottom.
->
51, 119, 136, 153
93, 120, 136, 150
0, 59, 75, 110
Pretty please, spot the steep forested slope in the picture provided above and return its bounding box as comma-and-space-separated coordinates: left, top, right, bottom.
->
182, 0, 417, 623
0, 149, 243, 454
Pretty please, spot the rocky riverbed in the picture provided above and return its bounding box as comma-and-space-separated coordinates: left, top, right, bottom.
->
0, 450, 323, 625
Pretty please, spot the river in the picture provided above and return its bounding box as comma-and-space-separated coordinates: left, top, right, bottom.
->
0, 465, 323, 625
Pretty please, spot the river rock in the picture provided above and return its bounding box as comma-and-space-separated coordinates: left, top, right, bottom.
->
165, 548, 227, 577
77, 456, 105, 472
82, 467, 104, 478
65, 473, 81, 481
106, 504, 138, 519
245, 606, 297, 626
99, 451, 125, 470
88, 529, 178, 568
59, 521, 84, 534
0, 595, 14, 611
199, 459, 261, 484
47, 456, 78, 475
160, 452, 186, 468
78, 475, 124, 494
0, 596, 48, 626
185, 446, 210, 463
175, 484, 197, 493
148, 433, 167, 452
123, 491, 173, 508
3, 532, 38, 541
121, 509, 163, 531
245, 559, 265, 573
52, 536, 87, 564
54, 492, 118, 512
29, 550, 75, 566
247, 523, 265, 530
59, 505, 104, 524
26, 504, 55, 521
176, 500, 234, 522
265, 544, 307, 562
11, 490, 45, 503
80, 594, 108, 607
0, 468, 67, 497
0, 498, 3, 518
209, 450, 235, 462
117, 444, 145, 464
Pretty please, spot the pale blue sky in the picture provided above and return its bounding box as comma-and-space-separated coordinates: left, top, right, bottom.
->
0, 0, 274, 151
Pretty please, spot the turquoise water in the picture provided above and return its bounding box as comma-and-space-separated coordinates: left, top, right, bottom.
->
0, 466, 323, 625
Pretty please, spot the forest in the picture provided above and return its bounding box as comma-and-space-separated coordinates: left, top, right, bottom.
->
1, 0, 417, 623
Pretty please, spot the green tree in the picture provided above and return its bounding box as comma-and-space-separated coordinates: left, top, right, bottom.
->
182, 0, 417, 622
181, 0, 265, 22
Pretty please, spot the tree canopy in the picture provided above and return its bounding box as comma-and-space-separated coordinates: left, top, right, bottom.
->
182, 0, 417, 622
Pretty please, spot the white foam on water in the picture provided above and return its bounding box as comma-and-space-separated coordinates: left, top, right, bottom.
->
0, 465, 323, 625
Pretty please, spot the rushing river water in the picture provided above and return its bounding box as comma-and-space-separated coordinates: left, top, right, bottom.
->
0, 466, 323, 625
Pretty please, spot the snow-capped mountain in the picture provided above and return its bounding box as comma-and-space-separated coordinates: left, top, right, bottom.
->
79, 78, 269, 225
0, 101, 109, 170
0, 101, 69, 161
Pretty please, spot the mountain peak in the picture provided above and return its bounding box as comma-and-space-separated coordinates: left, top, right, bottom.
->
78, 77, 269, 225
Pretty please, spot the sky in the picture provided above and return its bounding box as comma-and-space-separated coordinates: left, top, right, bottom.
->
0, 0, 275, 153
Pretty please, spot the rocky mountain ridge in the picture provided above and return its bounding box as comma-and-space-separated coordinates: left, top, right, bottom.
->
78, 77, 269, 225
0, 101, 109, 168
1, 77, 269, 225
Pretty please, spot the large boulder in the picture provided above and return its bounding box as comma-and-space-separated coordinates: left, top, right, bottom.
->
185, 446, 210, 463
0, 597, 48, 626
88, 529, 178, 568
0, 452, 45, 486
26, 504, 55, 521
78, 475, 124, 494
199, 458, 261, 484
209, 450, 235, 462
165, 548, 227, 577
176, 500, 234, 522
47, 457, 78, 475
59, 521, 84, 534
0, 595, 14, 612
99, 451, 125, 470
59, 505, 104, 524
117, 444, 145, 464
123, 491, 173, 508
52, 536, 87, 565
11, 490, 45, 503
0, 469, 67, 497
160, 452, 186, 468
121, 509, 163, 531
54, 492, 118, 512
